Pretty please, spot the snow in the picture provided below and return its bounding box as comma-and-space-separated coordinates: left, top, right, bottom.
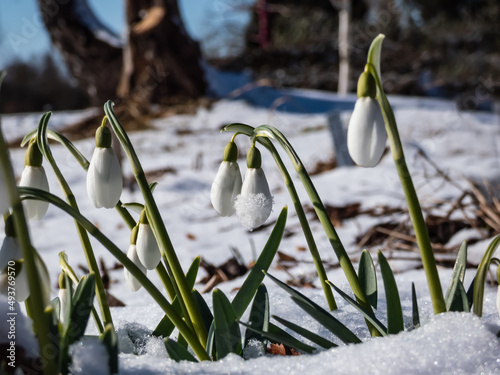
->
1, 96, 500, 373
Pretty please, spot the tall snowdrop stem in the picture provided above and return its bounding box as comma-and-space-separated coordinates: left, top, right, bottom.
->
19, 187, 210, 361
0, 128, 58, 374
34, 112, 114, 327
366, 34, 445, 314
104, 101, 208, 346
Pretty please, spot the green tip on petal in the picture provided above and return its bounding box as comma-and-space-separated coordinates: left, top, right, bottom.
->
58, 273, 67, 289
96, 123, 112, 148
223, 141, 238, 162
24, 139, 43, 167
357, 71, 376, 99
139, 209, 149, 225
4, 215, 15, 238
246, 146, 262, 169
130, 224, 140, 245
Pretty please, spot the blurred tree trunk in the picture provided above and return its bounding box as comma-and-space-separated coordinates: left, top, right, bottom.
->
36, 0, 206, 109
331, 0, 351, 95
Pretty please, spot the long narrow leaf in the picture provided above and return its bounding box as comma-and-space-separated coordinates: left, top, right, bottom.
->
232, 206, 287, 318
164, 338, 198, 363
100, 323, 119, 374
326, 281, 387, 336
266, 273, 361, 344
411, 283, 420, 329
272, 315, 337, 349
473, 234, 500, 316
445, 241, 468, 311
358, 250, 378, 309
378, 252, 404, 334
192, 290, 213, 334
244, 284, 270, 348
213, 289, 242, 359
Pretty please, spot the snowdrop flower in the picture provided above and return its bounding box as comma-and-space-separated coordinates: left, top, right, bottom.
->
58, 273, 70, 326
124, 225, 147, 291
87, 122, 123, 209
211, 141, 242, 216
347, 71, 387, 168
234, 146, 273, 230
19, 139, 49, 220
0, 216, 29, 302
136, 210, 161, 270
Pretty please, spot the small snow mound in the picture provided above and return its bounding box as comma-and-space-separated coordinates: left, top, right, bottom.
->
234, 193, 273, 230
243, 339, 266, 359
69, 337, 108, 375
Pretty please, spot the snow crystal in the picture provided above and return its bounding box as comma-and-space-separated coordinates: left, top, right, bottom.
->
234, 193, 273, 230
69, 336, 109, 375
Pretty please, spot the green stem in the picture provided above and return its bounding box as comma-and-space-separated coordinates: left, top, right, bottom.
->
19, 187, 210, 361
36, 113, 114, 327
366, 62, 446, 314
0, 131, 58, 374
104, 101, 208, 346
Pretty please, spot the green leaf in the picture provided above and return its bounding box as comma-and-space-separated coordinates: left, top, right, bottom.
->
445, 241, 468, 311
232, 206, 287, 318
213, 289, 242, 359
149, 182, 159, 193
44, 305, 60, 365
378, 252, 404, 334
192, 289, 213, 334
367, 34, 385, 83
64, 274, 96, 345
266, 273, 361, 344
272, 315, 337, 349
244, 284, 270, 348
152, 296, 183, 337
411, 283, 420, 329
358, 250, 378, 309
473, 233, 500, 316
206, 321, 215, 360
327, 281, 387, 336
100, 323, 119, 374
240, 322, 316, 354
186, 256, 200, 290
164, 338, 198, 363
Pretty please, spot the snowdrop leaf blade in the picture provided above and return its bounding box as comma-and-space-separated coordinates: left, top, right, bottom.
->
411, 283, 420, 329
164, 338, 198, 363
149, 182, 158, 193
232, 206, 287, 318
272, 315, 337, 349
378, 252, 404, 334
100, 323, 119, 374
358, 250, 378, 309
186, 256, 200, 291
473, 234, 500, 316
445, 241, 467, 311
152, 296, 183, 338
192, 290, 213, 334
327, 281, 387, 336
244, 284, 269, 349
65, 273, 96, 345
213, 289, 242, 359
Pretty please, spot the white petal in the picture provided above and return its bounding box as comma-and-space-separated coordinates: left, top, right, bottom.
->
124, 244, 147, 292
0, 168, 9, 215
87, 148, 123, 209
241, 168, 271, 198
234, 193, 273, 230
210, 161, 242, 217
19, 166, 50, 220
0, 237, 22, 271
58, 288, 70, 326
136, 224, 161, 270
15, 265, 30, 302
347, 97, 387, 167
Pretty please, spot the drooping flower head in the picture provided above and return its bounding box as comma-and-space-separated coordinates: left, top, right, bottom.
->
87, 119, 123, 209
57, 272, 71, 326
211, 140, 242, 217
234, 145, 273, 230
19, 139, 50, 220
347, 70, 387, 168
136, 209, 161, 270
124, 224, 147, 292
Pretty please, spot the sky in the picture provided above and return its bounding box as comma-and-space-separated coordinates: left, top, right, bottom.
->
0, 0, 254, 67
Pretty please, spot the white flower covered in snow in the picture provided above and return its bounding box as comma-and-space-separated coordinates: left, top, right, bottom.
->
211, 141, 242, 216
19, 140, 49, 220
136, 210, 161, 270
87, 123, 123, 209
124, 225, 147, 291
347, 71, 387, 168
234, 146, 273, 230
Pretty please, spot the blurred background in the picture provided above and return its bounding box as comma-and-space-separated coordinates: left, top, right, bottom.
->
0, 0, 499, 115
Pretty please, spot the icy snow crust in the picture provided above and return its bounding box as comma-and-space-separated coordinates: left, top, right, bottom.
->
2, 97, 500, 373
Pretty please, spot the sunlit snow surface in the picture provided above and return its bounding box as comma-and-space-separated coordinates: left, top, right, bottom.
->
2, 97, 500, 374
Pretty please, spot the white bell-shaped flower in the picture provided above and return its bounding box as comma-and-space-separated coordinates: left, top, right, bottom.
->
124, 225, 147, 291
57, 273, 70, 326
136, 210, 161, 270
19, 140, 49, 220
87, 124, 123, 209
211, 141, 242, 216
234, 146, 273, 230
347, 71, 387, 168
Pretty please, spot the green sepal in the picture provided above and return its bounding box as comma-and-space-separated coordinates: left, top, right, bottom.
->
164, 338, 198, 363
96, 124, 112, 148
246, 146, 262, 169
223, 141, 238, 162
100, 323, 119, 374
378, 251, 404, 334
24, 139, 43, 167
213, 288, 242, 359
139, 209, 149, 225
244, 284, 269, 349
357, 71, 376, 99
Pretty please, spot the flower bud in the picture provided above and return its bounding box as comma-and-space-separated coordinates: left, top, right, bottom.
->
136, 210, 161, 270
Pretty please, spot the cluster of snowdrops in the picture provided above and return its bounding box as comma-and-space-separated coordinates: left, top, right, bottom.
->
1, 35, 499, 375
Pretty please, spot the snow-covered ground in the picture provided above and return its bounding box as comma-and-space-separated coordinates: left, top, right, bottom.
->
1, 97, 500, 374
